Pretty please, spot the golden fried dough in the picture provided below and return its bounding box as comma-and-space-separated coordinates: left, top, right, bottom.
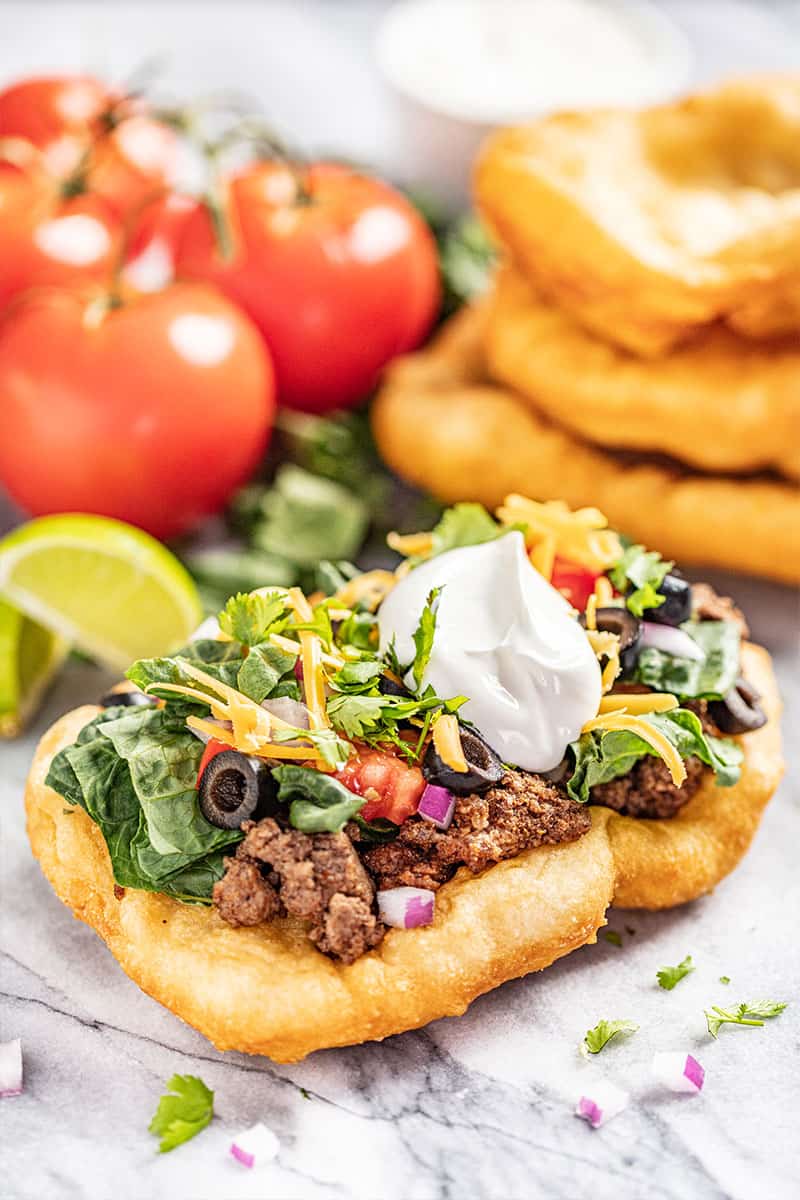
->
25, 644, 782, 1058
372, 307, 800, 584
25, 706, 616, 1062
485, 269, 800, 481
476, 76, 800, 355
607, 643, 783, 909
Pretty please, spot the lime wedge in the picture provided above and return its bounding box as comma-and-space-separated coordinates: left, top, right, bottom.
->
0, 514, 203, 671
0, 597, 69, 737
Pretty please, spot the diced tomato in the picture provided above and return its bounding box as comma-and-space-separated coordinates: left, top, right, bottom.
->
197, 737, 230, 784
336, 750, 426, 825
550, 557, 601, 610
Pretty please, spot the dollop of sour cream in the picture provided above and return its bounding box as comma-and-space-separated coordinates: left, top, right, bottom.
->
378, 532, 601, 772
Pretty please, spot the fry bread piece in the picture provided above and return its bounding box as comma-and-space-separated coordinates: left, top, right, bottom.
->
372, 306, 800, 584
476, 76, 800, 355
485, 268, 800, 481
25, 645, 782, 1059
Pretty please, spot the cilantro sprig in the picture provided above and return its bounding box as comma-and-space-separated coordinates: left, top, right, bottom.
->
657, 954, 695, 991
583, 1019, 639, 1054
411, 587, 441, 691
609, 544, 673, 617
148, 1074, 214, 1153
705, 1000, 787, 1038
218, 590, 289, 646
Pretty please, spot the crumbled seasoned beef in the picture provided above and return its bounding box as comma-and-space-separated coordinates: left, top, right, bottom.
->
363, 770, 590, 891
215, 818, 384, 963
692, 582, 749, 637
591, 755, 706, 819
213, 857, 282, 926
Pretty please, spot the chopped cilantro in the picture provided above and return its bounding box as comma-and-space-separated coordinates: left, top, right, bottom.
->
609, 544, 673, 617
705, 1000, 787, 1038
327, 693, 390, 739
148, 1074, 214, 1153
411, 587, 441, 692
657, 954, 695, 991
218, 590, 288, 646
584, 1019, 639, 1054
719, 976, 731, 985
429, 503, 504, 556
603, 930, 623, 947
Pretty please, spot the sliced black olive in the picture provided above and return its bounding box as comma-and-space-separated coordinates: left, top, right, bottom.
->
708, 677, 767, 734
579, 606, 642, 675
378, 674, 411, 698
423, 726, 504, 794
647, 572, 692, 627
98, 687, 155, 709
199, 750, 278, 829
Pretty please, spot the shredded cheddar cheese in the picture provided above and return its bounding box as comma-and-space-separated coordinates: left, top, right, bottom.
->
598, 693, 679, 715
186, 716, 325, 761
432, 713, 468, 773
268, 631, 344, 670
288, 587, 329, 730
335, 569, 397, 611
580, 712, 686, 787
496, 495, 622, 572
585, 593, 598, 631
530, 533, 556, 582
593, 575, 614, 607
586, 629, 621, 693
387, 530, 434, 557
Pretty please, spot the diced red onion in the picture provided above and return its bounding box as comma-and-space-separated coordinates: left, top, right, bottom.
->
261, 697, 310, 729
651, 1051, 705, 1093
575, 1081, 628, 1128
0, 1039, 23, 1098
189, 616, 221, 642
378, 887, 435, 929
641, 622, 704, 662
417, 784, 455, 830
229, 1121, 280, 1169
187, 718, 232, 745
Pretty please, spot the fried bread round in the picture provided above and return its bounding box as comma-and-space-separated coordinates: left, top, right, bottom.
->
485, 268, 800, 481
476, 76, 800, 355
372, 306, 800, 584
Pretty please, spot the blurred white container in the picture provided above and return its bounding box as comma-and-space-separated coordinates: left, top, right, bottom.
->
376, 0, 691, 209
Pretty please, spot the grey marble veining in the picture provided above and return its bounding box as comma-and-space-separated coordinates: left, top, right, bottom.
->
1, 570, 798, 1200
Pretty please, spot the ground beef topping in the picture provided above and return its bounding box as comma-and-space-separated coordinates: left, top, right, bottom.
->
361, 769, 590, 891
591, 754, 706, 819
692, 582, 749, 637
213, 818, 384, 964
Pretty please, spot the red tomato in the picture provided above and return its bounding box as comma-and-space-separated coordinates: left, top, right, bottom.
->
0, 74, 176, 217
197, 738, 231, 784
550, 557, 601, 610
0, 281, 275, 539
336, 750, 425, 825
0, 147, 121, 309
124, 192, 199, 291
176, 162, 440, 412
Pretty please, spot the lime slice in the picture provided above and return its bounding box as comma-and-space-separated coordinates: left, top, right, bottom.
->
0, 514, 203, 671
0, 597, 69, 737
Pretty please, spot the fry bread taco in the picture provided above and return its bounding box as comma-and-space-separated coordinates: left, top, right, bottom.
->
28, 499, 782, 1061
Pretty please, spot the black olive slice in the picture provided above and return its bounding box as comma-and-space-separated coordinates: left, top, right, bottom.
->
98, 687, 155, 709
708, 677, 767, 735
378, 674, 411, 698
199, 750, 278, 829
646, 572, 692, 627
423, 726, 504, 794
579, 606, 642, 675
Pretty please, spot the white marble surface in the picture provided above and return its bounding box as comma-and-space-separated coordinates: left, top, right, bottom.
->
1, 569, 798, 1200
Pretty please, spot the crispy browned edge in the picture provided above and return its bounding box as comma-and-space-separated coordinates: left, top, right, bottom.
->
25, 645, 781, 1061
371, 305, 800, 584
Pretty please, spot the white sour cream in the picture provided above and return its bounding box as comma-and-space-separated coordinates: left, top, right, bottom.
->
378, 532, 601, 772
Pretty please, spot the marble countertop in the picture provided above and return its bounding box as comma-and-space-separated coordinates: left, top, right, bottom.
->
1, 568, 798, 1200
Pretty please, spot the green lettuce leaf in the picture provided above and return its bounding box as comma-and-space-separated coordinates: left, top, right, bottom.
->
635, 620, 740, 699
236, 642, 297, 703
609, 544, 673, 617
272, 764, 365, 833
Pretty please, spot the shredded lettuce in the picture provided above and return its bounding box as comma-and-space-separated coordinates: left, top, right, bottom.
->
635, 620, 739, 699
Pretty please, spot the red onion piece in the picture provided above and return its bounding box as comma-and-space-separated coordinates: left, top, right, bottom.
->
641, 622, 704, 662
0, 1039, 23, 1098
417, 784, 455, 830
378, 887, 435, 929
261, 697, 310, 729
651, 1051, 705, 1093
575, 1081, 628, 1128
230, 1122, 280, 1169
189, 616, 221, 642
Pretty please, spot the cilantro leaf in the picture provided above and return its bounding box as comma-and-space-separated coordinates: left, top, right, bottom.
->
327, 693, 389, 739
657, 954, 695, 990
218, 590, 288, 646
609, 544, 673, 617
584, 1019, 639, 1054
411, 587, 441, 692
148, 1074, 213, 1153
705, 1000, 788, 1038
603, 930, 623, 947
719, 976, 731, 985
330, 660, 385, 693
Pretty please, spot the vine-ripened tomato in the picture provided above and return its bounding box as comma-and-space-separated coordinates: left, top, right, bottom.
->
336, 749, 426, 825
0, 282, 275, 539
0, 145, 121, 309
0, 74, 176, 217
176, 162, 441, 412
550, 557, 601, 610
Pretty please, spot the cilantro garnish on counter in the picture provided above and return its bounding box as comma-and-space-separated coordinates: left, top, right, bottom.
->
657, 955, 695, 991
609, 544, 673, 617
705, 1000, 787, 1038
149, 1074, 214, 1153
583, 1019, 639, 1054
